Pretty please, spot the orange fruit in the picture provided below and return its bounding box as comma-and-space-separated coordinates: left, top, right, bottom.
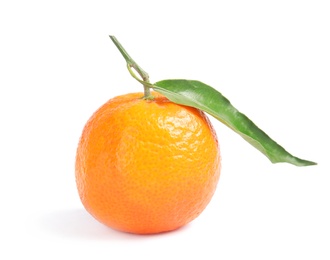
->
75, 92, 221, 234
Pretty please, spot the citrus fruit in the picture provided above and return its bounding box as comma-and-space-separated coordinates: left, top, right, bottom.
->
75, 92, 221, 234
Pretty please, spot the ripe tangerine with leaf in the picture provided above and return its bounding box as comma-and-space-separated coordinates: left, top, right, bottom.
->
75, 36, 315, 235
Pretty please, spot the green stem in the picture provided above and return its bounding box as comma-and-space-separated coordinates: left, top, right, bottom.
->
109, 35, 153, 99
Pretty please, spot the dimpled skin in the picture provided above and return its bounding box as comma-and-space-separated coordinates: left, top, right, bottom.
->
75, 92, 221, 234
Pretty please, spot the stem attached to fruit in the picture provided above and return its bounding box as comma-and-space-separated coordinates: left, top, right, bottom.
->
109, 36, 153, 99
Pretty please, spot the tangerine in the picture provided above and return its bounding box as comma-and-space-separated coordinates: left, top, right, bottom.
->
75, 92, 221, 234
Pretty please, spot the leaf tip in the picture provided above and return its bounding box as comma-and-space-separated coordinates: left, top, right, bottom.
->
291, 158, 317, 167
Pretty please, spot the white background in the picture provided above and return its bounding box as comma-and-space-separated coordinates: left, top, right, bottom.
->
1, 0, 329, 259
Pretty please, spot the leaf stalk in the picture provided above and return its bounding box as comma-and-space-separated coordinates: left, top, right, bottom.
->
109, 35, 153, 99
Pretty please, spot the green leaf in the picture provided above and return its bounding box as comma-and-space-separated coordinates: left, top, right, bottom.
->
153, 79, 316, 167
